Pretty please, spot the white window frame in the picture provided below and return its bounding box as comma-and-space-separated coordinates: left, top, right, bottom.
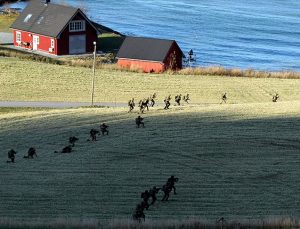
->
69, 20, 85, 32
16, 31, 21, 43
24, 14, 32, 23
51, 39, 55, 48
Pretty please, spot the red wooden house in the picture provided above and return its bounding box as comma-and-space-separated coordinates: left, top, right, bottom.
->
116, 36, 184, 73
10, 0, 99, 55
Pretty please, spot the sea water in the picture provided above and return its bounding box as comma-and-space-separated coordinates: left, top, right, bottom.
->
3, 0, 300, 71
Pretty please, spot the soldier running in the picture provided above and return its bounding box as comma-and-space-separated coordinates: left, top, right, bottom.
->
175, 94, 182, 106
24, 147, 37, 159
149, 186, 160, 205
7, 149, 17, 163
132, 203, 145, 222
272, 93, 279, 102
136, 116, 145, 128
167, 175, 179, 194
183, 94, 190, 103
140, 190, 151, 210
90, 129, 99, 141
128, 98, 135, 112
164, 95, 171, 109
150, 93, 157, 107
100, 123, 109, 135
221, 93, 227, 104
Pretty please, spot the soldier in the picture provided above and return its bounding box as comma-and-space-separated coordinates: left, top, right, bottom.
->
135, 116, 145, 128
161, 184, 172, 201
221, 93, 227, 104
272, 93, 279, 102
132, 203, 145, 222
90, 129, 99, 141
183, 94, 190, 103
164, 95, 171, 109
54, 145, 72, 153
69, 136, 79, 147
149, 186, 160, 205
100, 123, 109, 135
128, 98, 135, 112
7, 149, 17, 163
138, 99, 145, 114
140, 190, 151, 210
150, 93, 157, 107
24, 147, 37, 159
175, 94, 182, 106
167, 175, 179, 194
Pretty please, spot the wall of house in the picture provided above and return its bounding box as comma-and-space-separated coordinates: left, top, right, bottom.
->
164, 43, 183, 70
117, 59, 165, 73
57, 12, 97, 55
13, 29, 57, 55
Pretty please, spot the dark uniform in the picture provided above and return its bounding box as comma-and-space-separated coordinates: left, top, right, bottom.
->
183, 94, 190, 103
100, 123, 109, 135
167, 175, 178, 194
149, 186, 160, 205
272, 93, 279, 102
136, 116, 145, 128
90, 129, 99, 141
69, 136, 79, 147
164, 95, 171, 109
128, 98, 135, 112
141, 190, 151, 210
221, 93, 227, 104
7, 149, 17, 163
150, 93, 157, 107
24, 147, 37, 159
175, 94, 182, 106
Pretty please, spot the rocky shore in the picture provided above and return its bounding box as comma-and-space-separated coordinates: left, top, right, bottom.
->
0, 0, 28, 7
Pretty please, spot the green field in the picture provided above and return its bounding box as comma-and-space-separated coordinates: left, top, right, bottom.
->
0, 102, 300, 224
0, 57, 300, 103
0, 14, 17, 32
0, 56, 300, 226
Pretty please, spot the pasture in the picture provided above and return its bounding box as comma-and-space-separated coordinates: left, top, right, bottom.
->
0, 102, 300, 226
1, 57, 300, 103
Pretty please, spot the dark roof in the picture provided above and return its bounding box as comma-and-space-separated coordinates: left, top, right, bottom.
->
91, 21, 123, 36
117, 36, 183, 62
10, 0, 96, 38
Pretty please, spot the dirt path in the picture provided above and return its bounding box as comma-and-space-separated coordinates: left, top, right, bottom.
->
0, 101, 128, 108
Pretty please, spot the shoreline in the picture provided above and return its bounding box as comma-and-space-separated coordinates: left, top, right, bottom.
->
0, 0, 27, 7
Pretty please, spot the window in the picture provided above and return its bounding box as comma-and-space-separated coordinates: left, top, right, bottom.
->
69, 20, 85, 32
37, 16, 44, 25
51, 39, 54, 48
16, 31, 21, 43
24, 14, 32, 23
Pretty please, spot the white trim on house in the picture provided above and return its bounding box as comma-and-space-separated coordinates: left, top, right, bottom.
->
51, 39, 55, 48
16, 31, 21, 43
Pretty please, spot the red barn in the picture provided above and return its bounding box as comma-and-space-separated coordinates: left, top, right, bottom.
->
116, 36, 184, 73
10, 0, 99, 55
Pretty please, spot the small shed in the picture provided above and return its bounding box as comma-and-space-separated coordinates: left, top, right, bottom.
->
10, 0, 99, 55
116, 36, 184, 73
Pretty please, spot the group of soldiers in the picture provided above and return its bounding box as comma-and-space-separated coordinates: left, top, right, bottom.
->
54, 136, 79, 154
7, 147, 37, 163
89, 123, 109, 141
220, 92, 279, 104
128, 93, 190, 113
164, 94, 190, 109
132, 175, 179, 222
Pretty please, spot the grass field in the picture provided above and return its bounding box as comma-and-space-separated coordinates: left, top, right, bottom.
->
0, 102, 300, 225
1, 57, 300, 103
0, 14, 17, 32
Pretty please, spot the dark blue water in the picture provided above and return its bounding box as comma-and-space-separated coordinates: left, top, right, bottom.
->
4, 0, 300, 71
